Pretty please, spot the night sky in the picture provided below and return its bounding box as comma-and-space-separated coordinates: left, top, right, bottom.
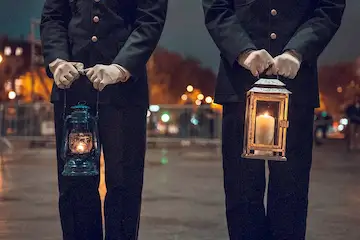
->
0, 0, 359, 72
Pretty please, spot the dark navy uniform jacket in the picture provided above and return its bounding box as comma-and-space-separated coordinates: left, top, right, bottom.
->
203, 0, 346, 107
40, 0, 167, 106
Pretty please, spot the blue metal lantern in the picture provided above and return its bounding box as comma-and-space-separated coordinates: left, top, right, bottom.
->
61, 103, 100, 176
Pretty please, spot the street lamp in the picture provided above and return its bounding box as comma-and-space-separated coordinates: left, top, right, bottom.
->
0, 54, 3, 64
161, 113, 170, 123
181, 94, 188, 101
205, 96, 213, 104
197, 94, 204, 100
15, 47, 23, 56
186, 85, 194, 93
8, 91, 16, 100
4, 46, 11, 56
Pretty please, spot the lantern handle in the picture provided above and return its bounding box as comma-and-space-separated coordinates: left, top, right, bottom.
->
256, 72, 279, 80
63, 89, 67, 120
61, 115, 72, 161
62, 89, 100, 120
95, 90, 99, 119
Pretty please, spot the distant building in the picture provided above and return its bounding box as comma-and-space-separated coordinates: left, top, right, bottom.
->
0, 36, 48, 102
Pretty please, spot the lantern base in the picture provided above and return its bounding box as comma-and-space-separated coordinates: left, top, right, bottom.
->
62, 159, 99, 177
241, 153, 287, 161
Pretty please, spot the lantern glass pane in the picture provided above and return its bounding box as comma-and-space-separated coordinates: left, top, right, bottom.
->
69, 130, 93, 154
254, 100, 280, 147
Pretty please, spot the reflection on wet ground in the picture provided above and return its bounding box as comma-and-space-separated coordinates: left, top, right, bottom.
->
0, 140, 359, 240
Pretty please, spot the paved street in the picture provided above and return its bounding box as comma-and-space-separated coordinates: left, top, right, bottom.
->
0, 140, 359, 240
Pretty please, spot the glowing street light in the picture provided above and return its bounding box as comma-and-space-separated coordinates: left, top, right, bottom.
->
161, 113, 170, 123
181, 94, 188, 101
197, 94, 204, 100
195, 99, 202, 106
0, 54, 3, 64
149, 105, 160, 112
15, 47, 23, 56
205, 96, 213, 104
4, 46, 11, 56
8, 91, 16, 100
186, 85, 194, 93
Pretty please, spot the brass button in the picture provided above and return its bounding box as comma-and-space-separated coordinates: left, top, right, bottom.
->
91, 36, 98, 42
93, 16, 99, 23
270, 33, 277, 40
271, 9, 277, 16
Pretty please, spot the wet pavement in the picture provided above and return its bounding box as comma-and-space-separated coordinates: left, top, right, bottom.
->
0, 140, 359, 240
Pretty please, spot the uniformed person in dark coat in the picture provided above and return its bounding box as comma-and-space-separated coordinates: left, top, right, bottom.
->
202, 0, 345, 239
40, 0, 167, 239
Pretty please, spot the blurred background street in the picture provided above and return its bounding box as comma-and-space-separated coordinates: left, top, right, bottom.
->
0, 0, 359, 239
0, 140, 359, 240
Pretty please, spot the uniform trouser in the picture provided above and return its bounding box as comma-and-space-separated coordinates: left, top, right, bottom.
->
222, 102, 314, 240
54, 103, 147, 240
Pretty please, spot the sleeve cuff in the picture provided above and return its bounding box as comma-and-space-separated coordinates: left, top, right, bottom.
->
229, 46, 257, 66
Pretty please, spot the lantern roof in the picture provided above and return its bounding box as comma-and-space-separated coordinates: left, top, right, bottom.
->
254, 78, 285, 86
249, 87, 292, 94
249, 78, 292, 94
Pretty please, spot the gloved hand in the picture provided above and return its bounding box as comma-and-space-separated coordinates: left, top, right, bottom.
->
238, 49, 274, 77
49, 58, 84, 89
266, 51, 301, 79
85, 64, 129, 91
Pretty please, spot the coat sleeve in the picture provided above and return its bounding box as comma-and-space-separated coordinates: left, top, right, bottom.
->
112, 0, 168, 78
202, 0, 257, 65
40, 0, 71, 77
283, 0, 346, 63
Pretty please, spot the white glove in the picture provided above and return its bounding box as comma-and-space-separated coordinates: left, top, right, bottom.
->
238, 49, 274, 77
266, 51, 301, 79
85, 64, 129, 91
49, 58, 84, 89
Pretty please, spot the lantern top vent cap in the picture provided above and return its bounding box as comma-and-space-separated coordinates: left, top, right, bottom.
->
254, 78, 286, 87
71, 103, 90, 110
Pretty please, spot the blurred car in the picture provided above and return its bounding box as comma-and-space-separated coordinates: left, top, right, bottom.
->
314, 111, 333, 145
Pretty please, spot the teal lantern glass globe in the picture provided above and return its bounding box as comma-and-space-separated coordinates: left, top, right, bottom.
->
61, 103, 100, 176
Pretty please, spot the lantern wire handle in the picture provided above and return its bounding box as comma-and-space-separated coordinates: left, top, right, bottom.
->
62, 89, 100, 120
63, 89, 67, 120
95, 91, 99, 119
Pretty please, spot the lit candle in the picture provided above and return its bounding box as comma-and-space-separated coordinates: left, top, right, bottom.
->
255, 112, 275, 156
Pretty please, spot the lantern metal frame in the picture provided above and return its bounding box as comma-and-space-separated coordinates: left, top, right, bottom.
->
242, 78, 291, 161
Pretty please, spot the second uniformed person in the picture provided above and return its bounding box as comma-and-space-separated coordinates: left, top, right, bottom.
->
40, 0, 167, 239
202, 0, 345, 239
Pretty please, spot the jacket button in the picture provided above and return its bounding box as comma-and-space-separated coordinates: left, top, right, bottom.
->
271, 9, 277, 16
270, 33, 277, 40
91, 36, 98, 42
93, 16, 99, 23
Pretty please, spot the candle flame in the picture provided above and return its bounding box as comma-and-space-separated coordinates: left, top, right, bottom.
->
76, 143, 86, 153
261, 112, 271, 117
